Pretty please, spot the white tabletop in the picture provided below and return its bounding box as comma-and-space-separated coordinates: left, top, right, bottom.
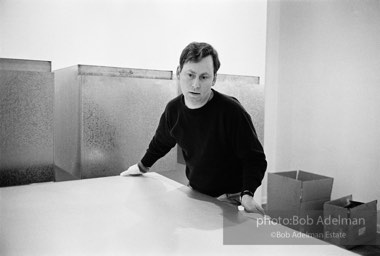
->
0, 172, 355, 256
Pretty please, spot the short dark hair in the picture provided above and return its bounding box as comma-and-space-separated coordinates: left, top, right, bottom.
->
178, 42, 221, 75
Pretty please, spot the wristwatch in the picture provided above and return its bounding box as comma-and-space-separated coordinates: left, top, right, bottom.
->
240, 190, 254, 198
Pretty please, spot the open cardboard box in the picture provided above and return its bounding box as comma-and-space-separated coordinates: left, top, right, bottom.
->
267, 170, 334, 235
323, 195, 377, 248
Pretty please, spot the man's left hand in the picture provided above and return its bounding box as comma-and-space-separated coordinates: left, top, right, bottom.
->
241, 195, 266, 215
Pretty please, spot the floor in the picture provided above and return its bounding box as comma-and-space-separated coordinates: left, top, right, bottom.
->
159, 169, 380, 256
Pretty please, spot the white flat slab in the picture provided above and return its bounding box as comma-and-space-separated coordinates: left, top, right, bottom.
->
0, 172, 356, 256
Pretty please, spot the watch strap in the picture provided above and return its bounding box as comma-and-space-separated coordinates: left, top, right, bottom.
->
240, 190, 254, 198
137, 162, 149, 173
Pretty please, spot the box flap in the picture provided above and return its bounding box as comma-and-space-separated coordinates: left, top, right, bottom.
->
273, 170, 298, 179
324, 202, 350, 218
297, 170, 332, 181
349, 200, 377, 214
344, 200, 364, 209
267, 172, 301, 211
325, 195, 353, 207
301, 178, 333, 202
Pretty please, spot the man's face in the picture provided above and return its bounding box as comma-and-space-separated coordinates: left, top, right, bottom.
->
178, 55, 216, 109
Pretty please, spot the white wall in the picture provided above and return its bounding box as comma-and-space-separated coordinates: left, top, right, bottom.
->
0, 0, 267, 77
265, 0, 380, 207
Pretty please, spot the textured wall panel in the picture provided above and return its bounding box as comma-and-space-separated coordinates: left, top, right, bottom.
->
0, 59, 54, 186
54, 65, 178, 179
80, 73, 178, 178
54, 66, 81, 179
213, 74, 264, 144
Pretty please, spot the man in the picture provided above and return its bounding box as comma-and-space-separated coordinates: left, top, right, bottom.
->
121, 42, 267, 214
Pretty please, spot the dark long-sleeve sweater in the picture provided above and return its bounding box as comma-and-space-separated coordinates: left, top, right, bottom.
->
141, 89, 267, 197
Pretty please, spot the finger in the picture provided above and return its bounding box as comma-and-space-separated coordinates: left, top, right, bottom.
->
120, 170, 129, 176
129, 173, 143, 176
120, 169, 143, 176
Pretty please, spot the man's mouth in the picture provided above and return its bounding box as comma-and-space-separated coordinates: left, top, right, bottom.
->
189, 91, 200, 95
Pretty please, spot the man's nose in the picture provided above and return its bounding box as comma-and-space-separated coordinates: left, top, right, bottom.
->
191, 77, 201, 89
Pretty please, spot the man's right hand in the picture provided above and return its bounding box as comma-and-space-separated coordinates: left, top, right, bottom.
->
120, 164, 144, 176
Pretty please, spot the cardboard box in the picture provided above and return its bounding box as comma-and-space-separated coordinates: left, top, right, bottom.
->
267, 170, 334, 235
323, 195, 377, 248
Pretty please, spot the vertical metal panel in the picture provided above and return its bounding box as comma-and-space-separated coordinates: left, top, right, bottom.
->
213, 74, 265, 145
54, 65, 178, 179
0, 59, 54, 186
80, 70, 178, 178
54, 66, 81, 179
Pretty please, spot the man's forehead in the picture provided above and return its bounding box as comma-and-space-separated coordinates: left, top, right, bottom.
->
182, 56, 214, 72
185, 55, 213, 64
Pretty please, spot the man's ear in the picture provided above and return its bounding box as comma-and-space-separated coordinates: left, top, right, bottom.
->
176, 66, 181, 79
212, 74, 217, 86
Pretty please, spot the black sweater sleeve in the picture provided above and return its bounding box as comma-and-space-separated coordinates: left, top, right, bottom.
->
140, 107, 177, 168
231, 108, 267, 195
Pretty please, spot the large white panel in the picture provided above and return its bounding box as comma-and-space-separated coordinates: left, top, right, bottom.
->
0, 58, 54, 186
54, 65, 178, 179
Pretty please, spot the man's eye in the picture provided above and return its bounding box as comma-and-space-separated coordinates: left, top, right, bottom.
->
187, 73, 193, 78
201, 76, 209, 80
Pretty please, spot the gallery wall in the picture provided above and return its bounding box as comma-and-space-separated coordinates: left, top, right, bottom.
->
265, 0, 380, 207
